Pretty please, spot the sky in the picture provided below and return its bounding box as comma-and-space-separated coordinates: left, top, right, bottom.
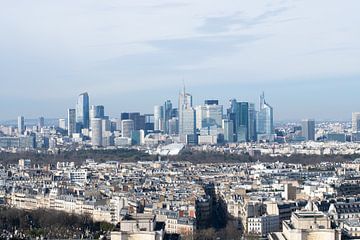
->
0, 0, 359, 121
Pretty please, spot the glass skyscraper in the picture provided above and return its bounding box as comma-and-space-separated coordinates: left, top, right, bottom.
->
90, 105, 105, 120
67, 108, 76, 137
164, 100, 173, 134
302, 119, 315, 141
178, 87, 196, 143
257, 92, 274, 141
154, 105, 164, 131
17, 116, 24, 135
76, 92, 90, 130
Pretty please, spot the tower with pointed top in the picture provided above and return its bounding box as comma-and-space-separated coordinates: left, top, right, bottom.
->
257, 92, 274, 141
178, 85, 196, 143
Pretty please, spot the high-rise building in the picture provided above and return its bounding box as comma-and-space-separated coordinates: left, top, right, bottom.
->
164, 100, 173, 134
67, 108, 76, 137
121, 112, 145, 131
195, 100, 223, 129
178, 87, 196, 142
195, 105, 206, 130
59, 118, 66, 130
204, 101, 223, 128
121, 119, 134, 138
17, 116, 24, 135
154, 105, 164, 131
91, 118, 102, 147
90, 105, 105, 120
168, 118, 179, 135
301, 119, 316, 141
352, 112, 360, 133
204, 99, 219, 105
38, 117, 45, 129
258, 92, 274, 134
248, 103, 257, 142
144, 114, 154, 133
195, 103, 223, 129
76, 92, 90, 130
222, 119, 234, 143
227, 100, 256, 142
257, 92, 274, 141
237, 102, 249, 142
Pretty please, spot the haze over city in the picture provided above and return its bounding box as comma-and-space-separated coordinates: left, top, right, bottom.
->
1, 0, 360, 120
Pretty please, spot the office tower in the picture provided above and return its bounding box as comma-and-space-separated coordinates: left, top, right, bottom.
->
17, 116, 24, 135
90, 105, 105, 120
352, 112, 360, 133
164, 100, 173, 133
196, 103, 223, 129
248, 103, 257, 142
58, 118, 66, 130
204, 99, 219, 105
178, 87, 196, 142
154, 105, 164, 131
121, 112, 145, 131
67, 108, 76, 137
228, 99, 238, 140
121, 119, 134, 138
102, 118, 111, 132
131, 130, 145, 145
301, 119, 316, 141
257, 92, 274, 137
168, 118, 179, 135
38, 117, 44, 129
181, 108, 196, 135
227, 100, 255, 142
222, 119, 234, 143
237, 102, 249, 142
204, 101, 223, 128
91, 118, 102, 146
76, 92, 90, 130
171, 108, 178, 118
144, 114, 154, 133
195, 105, 206, 130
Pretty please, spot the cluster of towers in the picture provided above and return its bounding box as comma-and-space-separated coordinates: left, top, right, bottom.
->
67, 92, 108, 146
153, 88, 275, 144
63, 89, 275, 146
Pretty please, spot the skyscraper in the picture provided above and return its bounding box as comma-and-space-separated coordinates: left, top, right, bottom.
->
76, 92, 90, 130
164, 100, 173, 134
17, 116, 24, 135
302, 119, 316, 141
237, 102, 249, 142
154, 105, 164, 131
90, 105, 105, 120
195, 102, 223, 129
67, 108, 76, 137
352, 112, 360, 133
248, 103, 257, 142
257, 92, 274, 141
91, 118, 102, 146
222, 119, 234, 143
38, 117, 45, 129
120, 112, 145, 131
59, 118, 66, 130
227, 100, 256, 142
178, 87, 196, 143
121, 119, 134, 138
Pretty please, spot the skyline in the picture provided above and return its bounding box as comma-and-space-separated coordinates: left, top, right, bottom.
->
1, 1, 360, 120
1, 86, 359, 122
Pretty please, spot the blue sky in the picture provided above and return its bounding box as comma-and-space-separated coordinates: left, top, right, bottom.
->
0, 0, 359, 121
